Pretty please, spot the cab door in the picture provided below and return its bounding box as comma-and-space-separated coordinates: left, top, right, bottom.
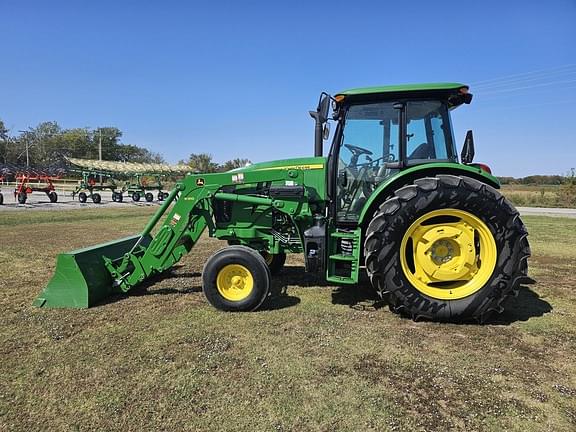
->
336, 102, 400, 222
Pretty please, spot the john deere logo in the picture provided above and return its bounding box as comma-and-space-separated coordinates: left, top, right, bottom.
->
196, 178, 205, 186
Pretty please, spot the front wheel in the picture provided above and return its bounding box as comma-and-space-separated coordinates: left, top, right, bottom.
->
202, 246, 271, 312
17, 192, 27, 204
48, 191, 58, 203
364, 175, 530, 323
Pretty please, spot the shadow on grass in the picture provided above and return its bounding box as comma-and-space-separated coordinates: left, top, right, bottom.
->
274, 265, 332, 288
95, 265, 551, 324
487, 286, 553, 325
260, 294, 301, 311
330, 280, 552, 324
331, 283, 384, 311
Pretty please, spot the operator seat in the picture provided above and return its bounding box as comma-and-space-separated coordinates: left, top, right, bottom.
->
408, 142, 435, 160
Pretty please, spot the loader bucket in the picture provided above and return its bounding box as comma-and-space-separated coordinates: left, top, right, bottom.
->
33, 234, 152, 308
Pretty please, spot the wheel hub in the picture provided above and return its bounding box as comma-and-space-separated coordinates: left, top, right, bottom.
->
216, 264, 254, 301
430, 239, 455, 264
400, 209, 497, 300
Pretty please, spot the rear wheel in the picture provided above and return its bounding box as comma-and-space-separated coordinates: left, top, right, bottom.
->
132, 192, 140, 202
157, 192, 164, 201
78, 192, 87, 203
260, 251, 286, 275
48, 191, 58, 203
203, 246, 271, 312
145, 192, 154, 202
364, 175, 530, 323
0, 193, 3, 205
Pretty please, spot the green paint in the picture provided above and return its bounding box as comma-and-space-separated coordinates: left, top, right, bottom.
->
34, 234, 152, 308
336, 82, 467, 96
326, 227, 362, 284
357, 162, 500, 224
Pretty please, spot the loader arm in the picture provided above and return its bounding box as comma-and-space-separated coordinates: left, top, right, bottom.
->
35, 167, 312, 308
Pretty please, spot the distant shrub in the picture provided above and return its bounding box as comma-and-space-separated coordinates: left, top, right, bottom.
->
558, 169, 576, 208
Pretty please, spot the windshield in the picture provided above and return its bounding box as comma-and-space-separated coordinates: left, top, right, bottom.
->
336, 100, 455, 222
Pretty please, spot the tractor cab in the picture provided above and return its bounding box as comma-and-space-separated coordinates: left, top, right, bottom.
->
310, 83, 473, 222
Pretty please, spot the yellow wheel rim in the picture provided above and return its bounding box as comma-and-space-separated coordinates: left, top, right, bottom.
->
400, 209, 497, 300
216, 264, 254, 301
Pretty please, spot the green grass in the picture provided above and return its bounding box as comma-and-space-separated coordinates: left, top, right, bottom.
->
1, 209, 576, 431
0, 207, 157, 227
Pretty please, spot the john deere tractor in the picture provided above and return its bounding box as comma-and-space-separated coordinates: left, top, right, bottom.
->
35, 83, 530, 322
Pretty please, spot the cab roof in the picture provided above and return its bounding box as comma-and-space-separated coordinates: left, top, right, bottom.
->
336, 82, 468, 96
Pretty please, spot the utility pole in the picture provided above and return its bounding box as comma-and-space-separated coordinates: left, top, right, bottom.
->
17, 130, 31, 167
98, 129, 103, 185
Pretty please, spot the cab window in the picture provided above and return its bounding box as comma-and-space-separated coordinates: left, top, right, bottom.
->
406, 101, 455, 162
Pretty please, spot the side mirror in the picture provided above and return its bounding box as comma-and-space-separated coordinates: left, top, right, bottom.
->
310, 92, 333, 157
317, 93, 331, 124
461, 130, 475, 164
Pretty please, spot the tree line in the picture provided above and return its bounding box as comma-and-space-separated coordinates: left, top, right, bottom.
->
0, 119, 164, 167
183, 153, 251, 173
0, 119, 251, 173
497, 175, 570, 185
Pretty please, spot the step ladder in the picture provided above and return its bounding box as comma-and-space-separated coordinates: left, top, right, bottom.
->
326, 228, 361, 284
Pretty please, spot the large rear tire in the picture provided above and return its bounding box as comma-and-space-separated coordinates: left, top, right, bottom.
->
364, 175, 530, 323
203, 246, 271, 312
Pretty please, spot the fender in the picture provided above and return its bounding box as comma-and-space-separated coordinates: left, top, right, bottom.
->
358, 162, 500, 225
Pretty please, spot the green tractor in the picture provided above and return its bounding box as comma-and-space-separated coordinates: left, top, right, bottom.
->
35, 83, 530, 322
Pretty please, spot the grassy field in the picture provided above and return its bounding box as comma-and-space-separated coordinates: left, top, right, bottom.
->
1, 208, 576, 431
501, 184, 564, 208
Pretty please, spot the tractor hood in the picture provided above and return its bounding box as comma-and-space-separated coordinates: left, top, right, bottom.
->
229, 156, 327, 173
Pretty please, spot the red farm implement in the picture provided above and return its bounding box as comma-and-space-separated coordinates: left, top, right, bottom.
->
14, 171, 61, 204
0, 174, 4, 205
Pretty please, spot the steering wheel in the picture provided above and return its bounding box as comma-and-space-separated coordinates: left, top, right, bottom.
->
344, 143, 373, 157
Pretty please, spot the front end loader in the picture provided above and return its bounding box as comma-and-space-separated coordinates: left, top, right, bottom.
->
35, 83, 531, 322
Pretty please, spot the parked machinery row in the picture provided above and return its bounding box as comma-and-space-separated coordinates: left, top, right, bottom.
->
0, 159, 189, 206
72, 170, 170, 204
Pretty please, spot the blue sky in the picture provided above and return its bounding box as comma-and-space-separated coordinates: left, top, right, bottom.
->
2, 0, 575, 177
